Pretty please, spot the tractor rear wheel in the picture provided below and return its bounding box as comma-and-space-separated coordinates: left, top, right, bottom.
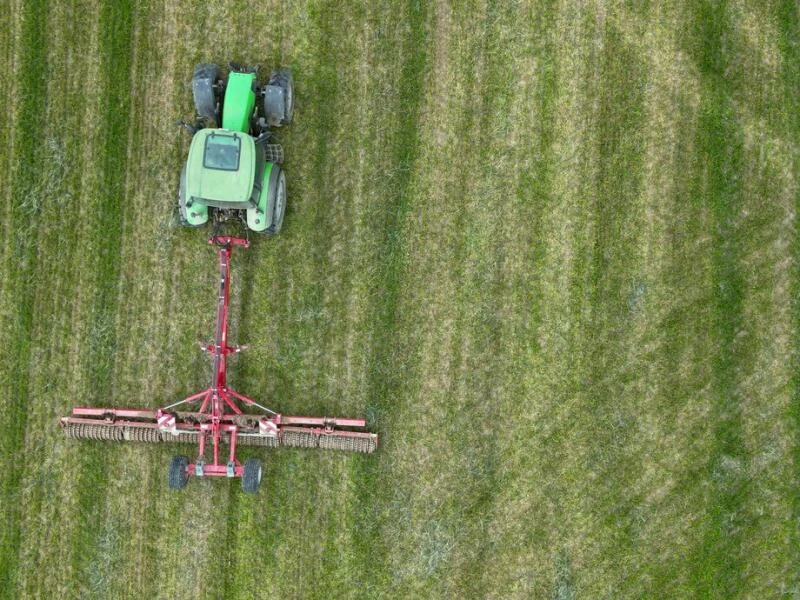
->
169, 455, 189, 490
264, 68, 293, 126
263, 167, 286, 236
192, 63, 220, 124
242, 458, 262, 493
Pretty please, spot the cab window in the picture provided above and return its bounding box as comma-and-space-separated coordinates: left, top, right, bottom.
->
203, 133, 241, 171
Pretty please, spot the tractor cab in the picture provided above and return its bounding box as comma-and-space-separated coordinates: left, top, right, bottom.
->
185, 129, 257, 210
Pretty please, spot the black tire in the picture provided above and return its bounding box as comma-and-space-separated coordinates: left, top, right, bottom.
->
264, 68, 293, 126
263, 166, 286, 236
192, 63, 219, 124
169, 455, 189, 490
242, 458, 262, 493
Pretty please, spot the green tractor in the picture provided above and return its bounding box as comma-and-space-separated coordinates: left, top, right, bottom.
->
178, 63, 293, 234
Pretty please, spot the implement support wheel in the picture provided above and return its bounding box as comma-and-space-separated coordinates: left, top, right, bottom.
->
242, 458, 262, 493
169, 455, 190, 490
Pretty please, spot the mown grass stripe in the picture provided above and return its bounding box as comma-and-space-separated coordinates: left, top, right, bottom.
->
95, 2, 179, 596
69, 2, 135, 595
639, 25, 708, 592
0, 0, 48, 591
398, 4, 484, 592
457, 2, 559, 594
352, 0, 431, 594
38, 2, 104, 594
13, 1, 96, 593
683, 2, 750, 595
0, 4, 16, 258
499, 2, 561, 595
777, 0, 800, 590
435, 1, 540, 596
580, 15, 648, 578
547, 5, 608, 593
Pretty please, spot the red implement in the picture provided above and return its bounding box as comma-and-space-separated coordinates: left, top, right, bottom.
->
61, 236, 377, 492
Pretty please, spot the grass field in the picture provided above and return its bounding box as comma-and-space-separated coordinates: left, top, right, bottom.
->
0, 0, 798, 598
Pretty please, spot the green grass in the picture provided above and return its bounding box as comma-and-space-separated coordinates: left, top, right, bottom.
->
0, 0, 798, 598
0, 0, 50, 590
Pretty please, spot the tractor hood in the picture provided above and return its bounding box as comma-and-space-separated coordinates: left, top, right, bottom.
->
186, 129, 256, 208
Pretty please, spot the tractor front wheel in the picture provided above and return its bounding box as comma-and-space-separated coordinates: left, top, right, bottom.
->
192, 63, 220, 124
242, 458, 263, 493
169, 455, 189, 490
264, 68, 293, 126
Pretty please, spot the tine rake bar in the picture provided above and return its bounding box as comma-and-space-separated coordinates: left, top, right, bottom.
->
61, 236, 377, 492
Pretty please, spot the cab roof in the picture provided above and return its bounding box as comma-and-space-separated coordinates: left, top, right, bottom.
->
186, 129, 256, 205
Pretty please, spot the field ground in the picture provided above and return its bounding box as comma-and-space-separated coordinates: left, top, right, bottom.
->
0, 0, 798, 598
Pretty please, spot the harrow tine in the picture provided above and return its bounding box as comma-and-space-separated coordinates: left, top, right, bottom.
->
63, 422, 124, 442
317, 432, 377, 453
279, 428, 377, 453
62, 419, 377, 453
280, 429, 318, 449
63, 422, 192, 445
236, 434, 281, 448
122, 427, 162, 443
